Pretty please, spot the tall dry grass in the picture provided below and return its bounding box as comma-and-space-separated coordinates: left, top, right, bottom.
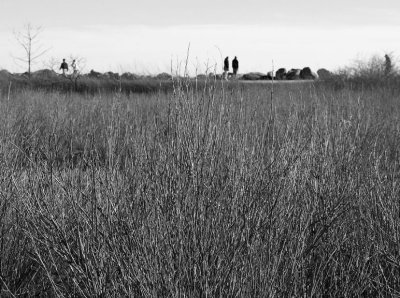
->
1, 78, 400, 297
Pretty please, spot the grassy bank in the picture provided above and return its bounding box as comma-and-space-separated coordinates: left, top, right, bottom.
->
1, 79, 400, 296
0, 73, 174, 95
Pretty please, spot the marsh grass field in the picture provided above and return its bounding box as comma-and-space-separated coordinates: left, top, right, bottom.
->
1, 75, 400, 297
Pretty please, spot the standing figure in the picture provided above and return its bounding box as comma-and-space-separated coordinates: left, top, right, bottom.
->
384, 54, 392, 76
223, 56, 229, 80
60, 59, 68, 75
71, 59, 78, 74
232, 56, 239, 78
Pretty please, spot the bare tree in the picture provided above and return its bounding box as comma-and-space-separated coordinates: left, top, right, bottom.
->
43, 56, 60, 72
13, 23, 49, 78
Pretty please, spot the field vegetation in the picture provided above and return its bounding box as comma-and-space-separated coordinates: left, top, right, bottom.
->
1, 59, 400, 296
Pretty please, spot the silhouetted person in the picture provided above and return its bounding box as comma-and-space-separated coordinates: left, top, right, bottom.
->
223, 56, 229, 80
384, 54, 392, 76
60, 59, 68, 75
232, 56, 239, 78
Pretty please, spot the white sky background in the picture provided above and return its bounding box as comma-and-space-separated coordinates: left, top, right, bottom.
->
0, 0, 399, 74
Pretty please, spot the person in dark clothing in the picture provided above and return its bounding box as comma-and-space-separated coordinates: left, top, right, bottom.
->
223, 56, 229, 80
384, 54, 392, 76
60, 59, 68, 75
232, 56, 239, 78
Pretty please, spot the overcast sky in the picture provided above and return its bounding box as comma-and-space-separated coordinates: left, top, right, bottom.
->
1, 0, 399, 74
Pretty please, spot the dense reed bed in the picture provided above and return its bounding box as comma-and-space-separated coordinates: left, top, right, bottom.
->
1, 78, 400, 296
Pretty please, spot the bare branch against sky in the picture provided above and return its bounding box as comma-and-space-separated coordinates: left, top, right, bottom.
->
12, 23, 50, 76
